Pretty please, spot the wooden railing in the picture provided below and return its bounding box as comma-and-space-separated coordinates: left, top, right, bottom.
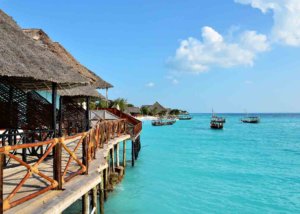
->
0, 119, 127, 212
98, 108, 142, 136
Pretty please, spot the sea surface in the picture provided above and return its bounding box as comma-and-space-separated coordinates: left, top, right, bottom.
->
105, 113, 300, 214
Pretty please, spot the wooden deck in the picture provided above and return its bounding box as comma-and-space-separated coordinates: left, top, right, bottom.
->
4, 134, 131, 214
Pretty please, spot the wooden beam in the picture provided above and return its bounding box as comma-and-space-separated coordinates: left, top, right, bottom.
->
116, 143, 120, 167
123, 140, 126, 169
0, 153, 4, 214
131, 141, 135, 167
92, 186, 98, 214
82, 192, 89, 214
86, 96, 90, 131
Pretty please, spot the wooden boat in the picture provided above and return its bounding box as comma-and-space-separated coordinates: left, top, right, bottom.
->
152, 119, 176, 126
178, 114, 192, 120
241, 116, 260, 123
210, 121, 224, 129
210, 109, 225, 129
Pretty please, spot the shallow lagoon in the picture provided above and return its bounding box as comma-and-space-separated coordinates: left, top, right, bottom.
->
104, 114, 300, 213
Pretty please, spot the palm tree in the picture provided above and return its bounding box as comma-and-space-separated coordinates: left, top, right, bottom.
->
111, 98, 128, 112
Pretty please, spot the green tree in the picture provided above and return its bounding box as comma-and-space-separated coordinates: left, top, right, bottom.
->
141, 106, 150, 115
111, 98, 128, 112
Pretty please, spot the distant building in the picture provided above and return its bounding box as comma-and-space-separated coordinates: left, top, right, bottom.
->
141, 101, 167, 115
125, 106, 141, 117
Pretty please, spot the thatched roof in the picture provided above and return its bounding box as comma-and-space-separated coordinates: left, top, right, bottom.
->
0, 10, 89, 90
125, 106, 141, 114
58, 85, 105, 98
22, 29, 113, 89
141, 102, 166, 113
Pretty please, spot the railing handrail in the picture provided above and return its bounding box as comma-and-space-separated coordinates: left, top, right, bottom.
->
98, 108, 142, 136
0, 118, 128, 211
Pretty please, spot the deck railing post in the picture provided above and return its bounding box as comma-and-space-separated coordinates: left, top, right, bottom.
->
0, 153, 4, 214
82, 137, 88, 175
54, 139, 62, 190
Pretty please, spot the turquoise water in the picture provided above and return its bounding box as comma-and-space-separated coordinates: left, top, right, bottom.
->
105, 114, 300, 213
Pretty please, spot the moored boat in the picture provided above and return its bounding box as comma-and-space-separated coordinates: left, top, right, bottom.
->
178, 114, 192, 120
210, 121, 224, 129
210, 109, 225, 129
152, 118, 176, 126
241, 116, 260, 123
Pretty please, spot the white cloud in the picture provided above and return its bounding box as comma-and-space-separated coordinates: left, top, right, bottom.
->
145, 82, 155, 87
169, 26, 269, 74
236, 0, 300, 46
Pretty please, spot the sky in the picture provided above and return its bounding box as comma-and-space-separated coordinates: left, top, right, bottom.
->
1, 0, 300, 113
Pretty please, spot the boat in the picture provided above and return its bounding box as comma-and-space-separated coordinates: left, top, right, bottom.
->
241, 116, 260, 123
152, 118, 176, 126
210, 121, 224, 129
210, 109, 225, 129
178, 114, 192, 120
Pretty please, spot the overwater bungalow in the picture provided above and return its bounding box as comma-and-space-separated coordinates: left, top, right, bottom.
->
0, 10, 142, 214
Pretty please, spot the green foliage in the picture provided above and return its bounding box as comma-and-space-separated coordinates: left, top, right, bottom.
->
96, 99, 108, 108
158, 110, 167, 117
169, 109, 180, 115
140, 106, 150, 115
110, 98, 128, 112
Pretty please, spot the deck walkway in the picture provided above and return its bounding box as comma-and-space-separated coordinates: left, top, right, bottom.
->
4, 134, 131, 214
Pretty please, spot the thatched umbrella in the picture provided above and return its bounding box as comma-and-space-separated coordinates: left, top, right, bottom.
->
0, 10, 89, 90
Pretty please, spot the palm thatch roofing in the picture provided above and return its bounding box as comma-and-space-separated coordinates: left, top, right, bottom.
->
125, 106, 141, 114
0, 10, 89, 90
22, 29, 113, 89
142, 101, 167, 113
58, 85, 105, 98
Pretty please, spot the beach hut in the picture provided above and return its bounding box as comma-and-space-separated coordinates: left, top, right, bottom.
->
125, 106, 141, 117
0, 10, 91, 146
141, 101, 167, 115
23, 29, 112, 134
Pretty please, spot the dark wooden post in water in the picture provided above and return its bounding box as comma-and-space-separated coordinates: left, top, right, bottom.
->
103, 168, 108, 201
131, 140, 135, 167
111, 147, 115, 172
0, 153, 4, 214
98, 178, 104, 214
92, 186, 98, 214
82, 191, 89, 214
52, 83, 62, 190
123, 140, 126, 168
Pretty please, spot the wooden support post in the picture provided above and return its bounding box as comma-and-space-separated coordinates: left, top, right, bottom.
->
85, 96, 90, 131
111, 147, 115, 172
58, 96, 63, 137
22, 135, 27, 163
116, 143, 120, 167
103, 168, 108, 201
52, 83, 62, 189
0, 153, 4, 214
54, 141, 62, 190
99, 180, 104, 214
131, 141, 135, 167
82, 191, 89, 214
52, 83, 57, 137
92, 186, 98, 214
123, 140, 126, 168
82, 137, 88, 175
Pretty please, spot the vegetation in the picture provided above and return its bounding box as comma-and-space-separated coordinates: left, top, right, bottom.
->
140, 106, 150, 115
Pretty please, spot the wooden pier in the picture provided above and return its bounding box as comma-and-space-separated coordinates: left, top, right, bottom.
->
1, 119, 142, 214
